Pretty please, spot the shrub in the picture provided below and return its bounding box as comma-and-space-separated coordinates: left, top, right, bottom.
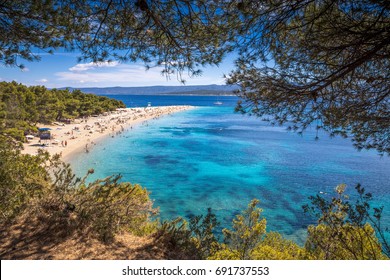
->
251, 232, 307, 260
220, 199, 267, 259
0, 136, 50, 222
303, 184, 389, 259
156, 209, 220, 259
72, 176, 158, 242
0, 139, 158, 243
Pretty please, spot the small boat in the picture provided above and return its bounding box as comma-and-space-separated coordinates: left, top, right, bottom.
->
214, 101, 223, 105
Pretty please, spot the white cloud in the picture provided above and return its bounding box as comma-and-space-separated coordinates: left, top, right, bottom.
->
55, 62, 226, 87
69, 61, 119, 72
36, 78, 48, 83
57, 64, 160, 84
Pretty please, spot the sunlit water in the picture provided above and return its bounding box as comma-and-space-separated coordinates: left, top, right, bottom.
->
69, 95, 390, 244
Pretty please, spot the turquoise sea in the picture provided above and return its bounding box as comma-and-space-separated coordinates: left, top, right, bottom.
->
69, 95, 390, 243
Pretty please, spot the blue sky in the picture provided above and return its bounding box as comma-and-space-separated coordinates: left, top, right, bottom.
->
0, 51, 236, 88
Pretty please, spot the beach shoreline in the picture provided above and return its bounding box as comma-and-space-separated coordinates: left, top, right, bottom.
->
22, 105, 194, 162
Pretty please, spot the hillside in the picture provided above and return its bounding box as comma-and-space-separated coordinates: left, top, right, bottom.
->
62, 85, 238, 96
0, 216, 188, 260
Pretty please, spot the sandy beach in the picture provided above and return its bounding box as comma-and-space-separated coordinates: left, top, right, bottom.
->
22, 105, 194, 161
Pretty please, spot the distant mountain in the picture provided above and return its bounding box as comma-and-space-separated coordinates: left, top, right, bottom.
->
61, 85, 238, 96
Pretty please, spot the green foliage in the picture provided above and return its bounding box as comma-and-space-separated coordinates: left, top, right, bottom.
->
250, 232, 307, 260
0, 0, 68, 68
73, 176, 157, 242
157, 217, 194, 255
188, 208, 220, 259
156, 209, 220, 259
207, 244, 240, 260
303, 184, 389, 259
305, 223, 386, 260
3, 128, 26, 142
209, 199, 307, 260
30, 161, 158, 243
221, 199, 267, 259
228, 0, 390, 154
0, 135, 49, 221
0, 81, 125, 141
0, 0, 237, 80
0, 135, 157, 242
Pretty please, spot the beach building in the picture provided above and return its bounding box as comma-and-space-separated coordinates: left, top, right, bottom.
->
38, 128, 52, 144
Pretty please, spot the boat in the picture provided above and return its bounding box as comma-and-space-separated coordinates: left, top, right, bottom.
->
214, 101, 223, 105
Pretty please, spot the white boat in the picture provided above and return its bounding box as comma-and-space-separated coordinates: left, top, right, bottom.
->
214, 101, 223, 105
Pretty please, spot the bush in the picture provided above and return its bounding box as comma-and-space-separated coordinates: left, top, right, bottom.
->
156, 209, 220, 259
72, 176, 158, 242
220, 199, 267, 260
0, 139, 158, 243
38, 161, 159, 243
251, 232, 307, 260
0, 136, 50, 222
303, 184, 389, 259
3, 128, 25, 142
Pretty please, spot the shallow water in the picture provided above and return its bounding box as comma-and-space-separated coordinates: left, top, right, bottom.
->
69, 96, 390, 244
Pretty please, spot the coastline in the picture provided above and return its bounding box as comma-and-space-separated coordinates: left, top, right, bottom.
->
22, 105, 194, 162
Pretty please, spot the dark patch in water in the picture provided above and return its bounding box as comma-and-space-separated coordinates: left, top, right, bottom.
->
160, 126, 194, 137
170, 173, 190, 182
280, 199, 299, 218
290, 192, 304, 204
166, 159, 179, 165
274, 214, 294, 228
151, 140, 168, 148
181, 140, 202, 150
258, 187, 277, 201
144, 155, 179, 167
144, 155, 164, 165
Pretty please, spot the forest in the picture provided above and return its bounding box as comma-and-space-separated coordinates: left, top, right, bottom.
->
0, 81, 125, 141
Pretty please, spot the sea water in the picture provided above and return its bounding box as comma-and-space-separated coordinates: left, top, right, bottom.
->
69, 95, 390, 244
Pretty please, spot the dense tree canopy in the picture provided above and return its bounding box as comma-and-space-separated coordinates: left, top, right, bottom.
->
1, 0, 388, 154
229, 0, 390, 155
0, 0, 236, 76
0, 81, 125, 141
0, 0, 63, 67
